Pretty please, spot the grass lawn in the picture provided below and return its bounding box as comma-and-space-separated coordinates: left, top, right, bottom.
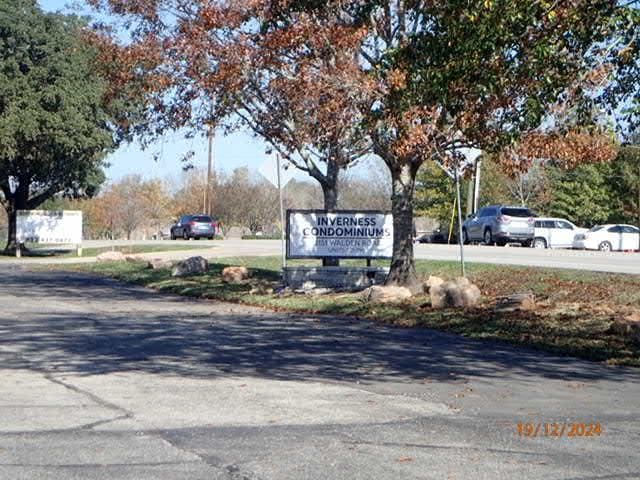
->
1, 243, 208, 259
57, 256, 640, 367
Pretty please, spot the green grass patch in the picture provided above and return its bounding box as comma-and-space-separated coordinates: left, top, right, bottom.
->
2, 243, 208, 259
241, 235, 281, 240
56, 256, 640, 367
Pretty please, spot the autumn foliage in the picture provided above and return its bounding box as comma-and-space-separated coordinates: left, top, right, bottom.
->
87, 0, 636, 286
88, 1, 369, 207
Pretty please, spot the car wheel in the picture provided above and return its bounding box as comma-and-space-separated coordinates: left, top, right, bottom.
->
462, 228, 469, 245
496, 239, 507, 247
533, 237, 547, 249
183, 230, 189, 240
598, 241, 612, 252
170, 231, 176, 240
208, 236, 214, 240
483, 229, 493, 246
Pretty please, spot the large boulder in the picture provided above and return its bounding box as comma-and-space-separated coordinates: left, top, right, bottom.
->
496, 293, 536, 311
362, 285, 413, 304
430, 277, 481, 309
96, 251, 126, 263
460, 282, 482, 307
221, 266, 250, 284
171, 256, 209, 277
424, 275, 445, 291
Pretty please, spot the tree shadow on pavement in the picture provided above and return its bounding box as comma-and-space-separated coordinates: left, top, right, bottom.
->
1, 268, 639, 385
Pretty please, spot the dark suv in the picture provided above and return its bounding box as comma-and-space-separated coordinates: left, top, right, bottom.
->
462, 205, 535, 246
170, 215, 218, 240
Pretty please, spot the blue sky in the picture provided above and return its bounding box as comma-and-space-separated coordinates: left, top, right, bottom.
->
37, 0, 289, 184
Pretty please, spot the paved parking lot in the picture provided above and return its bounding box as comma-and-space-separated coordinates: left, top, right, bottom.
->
1, 266, 639, 479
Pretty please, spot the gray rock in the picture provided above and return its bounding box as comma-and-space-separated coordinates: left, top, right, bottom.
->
496, 293, 536, 311
445, 281, 465, 307
171, 256, 209, 277
221, 266, 250, 284
424, 275, 445, 292
460, 283, 482, 307
362, 285, 413, 304
430, 277, 481, 309
124, 254, 147, 263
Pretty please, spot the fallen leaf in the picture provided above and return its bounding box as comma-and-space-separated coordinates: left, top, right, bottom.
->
397, 456, 414, 463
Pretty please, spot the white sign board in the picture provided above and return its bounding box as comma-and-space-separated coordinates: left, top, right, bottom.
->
287, 210, 393, 259
17, 210, 83, 244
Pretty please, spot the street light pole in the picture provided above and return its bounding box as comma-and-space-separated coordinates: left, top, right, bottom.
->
473, 157, 482, 214
276, 153, 287, 273
455, 168, 466, 278
203, 124, 214, 215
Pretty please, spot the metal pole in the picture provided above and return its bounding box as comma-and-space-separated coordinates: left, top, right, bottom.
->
204, 125, 214, 215
473, 157, 482, 214
448, 194, 456, 244
277, 154, 287, 273
455, 168, 466, 278
466, 176, 474, 217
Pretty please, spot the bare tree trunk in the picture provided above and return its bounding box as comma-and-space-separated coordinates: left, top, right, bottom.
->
5, 203, 17, 252
321, 182, 338, 211
3, 182, 29, 252
321, 159, 340, 267
385, 162, 421, 292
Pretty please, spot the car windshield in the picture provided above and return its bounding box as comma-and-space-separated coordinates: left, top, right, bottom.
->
192, 216, 212, 223
500, 208, 532, 217
588, 225, 604, 232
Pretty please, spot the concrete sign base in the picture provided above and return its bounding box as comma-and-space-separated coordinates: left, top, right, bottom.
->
284, 266, 389, 291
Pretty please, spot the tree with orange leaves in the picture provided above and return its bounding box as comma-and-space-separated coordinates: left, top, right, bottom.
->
270, 0, 633, 289
89, 0, 637, 288
88, 0, 369, 213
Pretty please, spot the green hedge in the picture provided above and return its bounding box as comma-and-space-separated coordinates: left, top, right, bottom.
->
241, 235, 281, 240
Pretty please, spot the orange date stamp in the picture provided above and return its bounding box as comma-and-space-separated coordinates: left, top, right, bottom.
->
517, 422, 603, 438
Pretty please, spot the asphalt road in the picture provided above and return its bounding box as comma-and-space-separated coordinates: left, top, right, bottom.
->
1, 266, 639, 479
6, 239, 640, 275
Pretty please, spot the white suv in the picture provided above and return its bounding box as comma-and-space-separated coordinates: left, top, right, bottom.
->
532, 218, 586, 249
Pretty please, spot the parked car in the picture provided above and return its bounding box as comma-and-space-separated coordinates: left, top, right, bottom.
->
532, 218, 587, 249
462, 205, 535, 246
170, 215, 218, 240
416, 230, 456, 244
573, 224, 640, 252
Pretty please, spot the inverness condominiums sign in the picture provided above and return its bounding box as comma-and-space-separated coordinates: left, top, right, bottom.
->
287, 210, 393, 259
